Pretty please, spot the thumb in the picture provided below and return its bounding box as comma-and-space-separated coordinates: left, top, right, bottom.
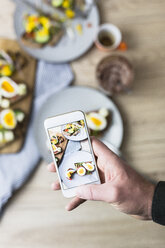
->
76, 183, 107, 201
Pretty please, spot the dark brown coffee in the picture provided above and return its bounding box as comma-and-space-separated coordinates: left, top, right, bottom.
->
98, 30, 115, 47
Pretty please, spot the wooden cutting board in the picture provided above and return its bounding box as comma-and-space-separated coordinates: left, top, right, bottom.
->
0, 38, 36, 154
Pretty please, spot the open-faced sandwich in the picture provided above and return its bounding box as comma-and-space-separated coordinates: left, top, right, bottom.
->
66, 161, 95, 180
21, 14, 64, 48
66, 168, 76, 180
62, 123, 82, 136
0, 76, 27, 109
50, 133, 68, 165
86, 107, 111, 136
0, 50, 27, 77
75, 161, 95, 175
0, 108, 25, 149
0, 50, 14, 77
45, 0, 86, 19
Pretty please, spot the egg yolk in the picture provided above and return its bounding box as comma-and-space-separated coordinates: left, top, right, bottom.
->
1, 65, 12, 76
4, 112, 15, 127
37, 28, 49, 37
65, 9, 75, 18
39, 16, 50, 28
87, 164, 93, 170
78, 168, 84, 174
91, 117, 102, 126
52, 144, 56, 151
62, 1, 69, 8
67, 171, 72, 178
1, 81, 14, 93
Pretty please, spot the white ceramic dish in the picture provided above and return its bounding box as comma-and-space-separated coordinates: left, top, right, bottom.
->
34, 86, 124, 163
61, 123, 87, 141
14, 0, 100, 62
59, 150, 98, 189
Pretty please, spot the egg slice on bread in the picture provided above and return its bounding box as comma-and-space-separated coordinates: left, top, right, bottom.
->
0, 109, 25, 148
86, 107, 111, 136
0, 50, 14, 77
0, 77, 27, 109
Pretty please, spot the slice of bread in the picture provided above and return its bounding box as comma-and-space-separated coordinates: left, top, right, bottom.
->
21, 28, 64, 49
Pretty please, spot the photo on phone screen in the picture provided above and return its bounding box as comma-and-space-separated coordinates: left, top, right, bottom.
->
48, 119, 99, 190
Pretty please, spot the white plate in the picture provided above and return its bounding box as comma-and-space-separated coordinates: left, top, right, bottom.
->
59, 150, 98, 189
61, 123, 87, 141
34, 86, 124, 163
14, 0, 100, 63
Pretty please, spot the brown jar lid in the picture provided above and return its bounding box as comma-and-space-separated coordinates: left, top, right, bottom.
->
96, 55, 134, 95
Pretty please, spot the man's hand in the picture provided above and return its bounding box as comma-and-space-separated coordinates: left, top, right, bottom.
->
47, 137, 155, 220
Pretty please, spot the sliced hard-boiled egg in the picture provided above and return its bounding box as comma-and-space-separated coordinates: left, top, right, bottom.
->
83, 162, 95, 172
0, 109, 17, 130
51, 136, 58, 145
0, 50, 13, 65
0, 51, 14, 77
86, 112, 107, 131
52, 144, 62, 154
66, 168, 76, 180
0, 64, 13, 77
77, 166, 86, 176
4, 130, 14, 142
15, 111, 25, 122
39, 16, 50, 29
65, 9, 75, 18
99, 108, 109, 118
0, 99, 10, 108
18, 84, 27, 96
0, 77, 18, 98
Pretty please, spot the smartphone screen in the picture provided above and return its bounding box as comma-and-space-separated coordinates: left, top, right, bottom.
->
47, 118, 99, 190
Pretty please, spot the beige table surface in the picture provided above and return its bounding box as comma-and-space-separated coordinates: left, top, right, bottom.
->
0, 0, 165, 247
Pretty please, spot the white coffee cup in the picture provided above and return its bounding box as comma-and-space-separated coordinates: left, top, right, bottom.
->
95, 23, 122, 51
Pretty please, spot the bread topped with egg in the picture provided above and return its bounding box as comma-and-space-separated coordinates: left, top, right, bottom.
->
65, 161, 95, 180
21, 14, 64, 48
0, 108, 26, 149
0, 50, 27, 77
86, 107, 111, 136
0, 50, 14, 77
0, 76, 27, 110
74, 161, 95, 175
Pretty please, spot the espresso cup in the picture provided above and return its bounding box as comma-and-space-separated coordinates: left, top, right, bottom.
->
95, 23, 122, 52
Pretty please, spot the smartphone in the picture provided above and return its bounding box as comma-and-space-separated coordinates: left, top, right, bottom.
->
44, 110, 101, 198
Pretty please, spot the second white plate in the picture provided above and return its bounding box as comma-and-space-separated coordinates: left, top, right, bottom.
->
14, 0, 100, 62
34, 86, 124, 163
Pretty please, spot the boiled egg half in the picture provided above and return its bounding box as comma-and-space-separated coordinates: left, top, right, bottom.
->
52, 144, 62, 154
77, 166, 86, 176
0, 109, 17, 129
0, 77, 18, 98
83, 162, 95, 172
86, 112, 107, 131
66, 168, 76, 180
